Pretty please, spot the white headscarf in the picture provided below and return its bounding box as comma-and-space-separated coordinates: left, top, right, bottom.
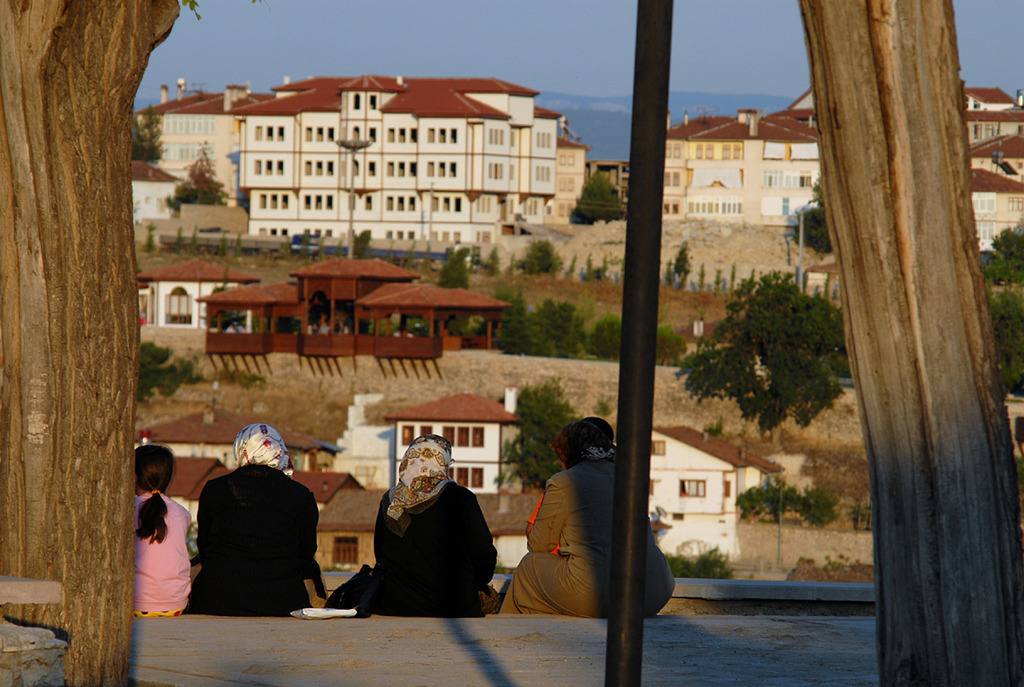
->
233, 423, 293, 475
385, 434, 453, 534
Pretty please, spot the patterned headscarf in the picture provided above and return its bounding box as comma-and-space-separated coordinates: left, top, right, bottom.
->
233, 423, 293, 475
385, 434, 453, 535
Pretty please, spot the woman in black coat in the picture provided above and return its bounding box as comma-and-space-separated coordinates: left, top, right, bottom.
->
188, 423, 325, 616
372, 434, 497, 617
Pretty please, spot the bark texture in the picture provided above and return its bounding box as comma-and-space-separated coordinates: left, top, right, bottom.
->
0, 2, 178, 685
798, 1, 1024, 685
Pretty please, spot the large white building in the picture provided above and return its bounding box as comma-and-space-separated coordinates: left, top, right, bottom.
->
233, 75, 560, 245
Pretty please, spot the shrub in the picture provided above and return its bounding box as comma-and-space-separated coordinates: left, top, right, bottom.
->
665, 548, 733, 579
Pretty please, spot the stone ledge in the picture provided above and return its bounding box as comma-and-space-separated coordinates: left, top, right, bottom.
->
0, 577, 62, 606
323, 572, 875, 616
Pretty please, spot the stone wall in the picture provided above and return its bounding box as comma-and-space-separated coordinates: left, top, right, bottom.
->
736, 522, 874, 571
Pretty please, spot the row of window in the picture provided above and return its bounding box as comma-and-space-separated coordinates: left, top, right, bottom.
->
557, 178, 576, 193
695, 143, 743, 160
536, 132, 553, 149
687, 197, 743, 216
351, 93, 379, 110
385, 195, 417, 212
163, 142, 212, 162
254, 125, 287, 142
558, 153, 577, 166
426, 128, 457, 144
164, 114, 215, 135
535, 166, 551, 182
762, 170, 814, 189
664, 171, 681, 187
401, 424, 485, 447
304, 126, 337, 143
303, 194, 334, 211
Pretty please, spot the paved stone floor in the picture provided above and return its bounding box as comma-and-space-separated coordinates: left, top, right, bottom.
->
129, 614, 878, 686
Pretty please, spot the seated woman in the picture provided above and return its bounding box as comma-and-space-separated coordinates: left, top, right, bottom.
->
188, 423, 326, 616
501, 419, 675, 618
372, 434, 498, 617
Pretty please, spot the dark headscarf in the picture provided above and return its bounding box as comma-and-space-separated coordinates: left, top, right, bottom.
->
551, 420, 616, 470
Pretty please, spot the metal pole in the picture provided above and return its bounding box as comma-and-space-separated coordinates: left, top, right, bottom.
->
337, 139, 371, 257
605, 0, 673, 685
797, 209, 805, 290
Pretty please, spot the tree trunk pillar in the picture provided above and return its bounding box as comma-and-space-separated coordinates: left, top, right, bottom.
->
798, 1, 1024, 684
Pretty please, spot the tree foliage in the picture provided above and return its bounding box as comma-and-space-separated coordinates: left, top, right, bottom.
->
518, 240, 563, 275
131, 106, 163, 162
573, 172, 622, 223
670, 242, 691, 286
167, 147, 226, 211
664, 548, 733, 579
502, 380, 578, 489
138, 343, 201, 402
588, 314, 622, 360
989, 287, 1024, 392
984, 226, 1024, 284
438, 247, 471, 288
353, 230, 372, 259
684, 271, 846, 434
802, 180, 831, 254
655, 325, 687, 366
736, 478, 839, 526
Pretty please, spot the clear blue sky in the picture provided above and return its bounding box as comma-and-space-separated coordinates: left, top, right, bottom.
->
137, 0, 1024, 105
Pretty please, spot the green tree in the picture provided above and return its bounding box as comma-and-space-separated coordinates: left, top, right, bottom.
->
353, 230, 372, 259
534, 299, 586, 358
671, 242, 691, 287
588, 314, 622, 360
483, 247, 501, 276
799, 484, 841, 526
736, 478, 802, 521
145, 223, 157, 253
802, 180, 832, 254
655, 325, 687, 366
574, 172, 623, 223
518, 240, 563, 275
438, 247, 471, 289
167, 147, 227, 211
984, 226, 1024, 284
495, 288, 539, 355
137, 343, 201, 402
989, 287, 1024, 392
502, 379, 577, 489
665, 548, 733, 579
131, 106, 162, 162
697, 263, 706, 291
684, 272, 846, 434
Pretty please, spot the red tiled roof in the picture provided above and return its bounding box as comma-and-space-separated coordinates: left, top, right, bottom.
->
165, 457, 223, 500
356, 283, 511, 311
290, 258, 420, 281
534, 106, 562, 119
653, 426, 782, 473
687, 116, 818, 143
476, 493, 545, 536
807, 258, 838, 274
137, 259, 260, 284
666, 116, 733, 140
141, 408, 323, 451
971, 168, 1024, 193
557, 137, 591, 150
291, 471, 364, 504
317, 490, 387, 532
966, 87, 1014, 105
185, 465, 231, 501
142, 91, 275, 116
969, 135, 1024, 159
965, 109, 1024, 123
132, 161, 178, 183
198, 281, 300, 306
385, 392, 518, 423
235, 76, 539, 119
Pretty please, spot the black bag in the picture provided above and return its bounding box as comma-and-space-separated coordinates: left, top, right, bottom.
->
326, 563, 385, 618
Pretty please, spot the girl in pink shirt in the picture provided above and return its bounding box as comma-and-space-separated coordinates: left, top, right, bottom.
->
134, 445, 191, 616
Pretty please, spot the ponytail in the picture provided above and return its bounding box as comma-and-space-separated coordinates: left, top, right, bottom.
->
135, 445, 175, 544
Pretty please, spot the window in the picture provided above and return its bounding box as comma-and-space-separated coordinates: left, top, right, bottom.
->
471, 468, 483, 489
316, 127, 324, 142
305, 127, 313, 142
457, 427, 470, 447
388, 128, 396, 143
386, 197, 394, 211
353, 94, 361, 110
439, 162, 446, 177
443, 426, 456, 443
397, 197, 405, 211
420, 425, 432, 435
277, 126, 285, 140
427, 128, 435, 143
254, 126, 263, 141
369, 95, 377, 109
705, 144, 714, 159
410, 163, 417, 177
680, 480, 706, 497
333, 537, 358, 565
472, 427, 484, 447
723, 481, 732, 498
399, 128, 407, 143
387, 162, 395, 177
369, 128, 377, 142
276, 160, 284, 175
316, 161, 324, 176
427, 162, 435, 177
1010, 197, 1024, 211
327, 161, 335, 175
368, 162, 376, 177
456, 467, 469, 487
365, 197, 373, 210
651, 441, 665, 455
732, 144, 742, 158
411, 129, 418, 143
166, 287, 191, 325
974, 193, 997, 214
398, 162, 406, 177
449, 162, 456, 176
255, 160, 263, 174
722, 146, 731, 160
303, 161, 311, 176
439, 129, 447, 144
328, 127, 335, 141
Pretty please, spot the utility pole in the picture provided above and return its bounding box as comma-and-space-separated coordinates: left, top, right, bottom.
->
337, 138, 371, 257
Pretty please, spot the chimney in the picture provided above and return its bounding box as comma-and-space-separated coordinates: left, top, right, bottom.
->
693, 319, 704, 338
683, 110, 689, 125
504, 386, 518, 414
397, 75, 405, 87
738, 109, 760, 137
223, 85, 246, 112
283, 75, 290, 85
160, 84, 168, 104
176, 77, 185, 100
666, 109, 671, 130
202, 406, 215, 425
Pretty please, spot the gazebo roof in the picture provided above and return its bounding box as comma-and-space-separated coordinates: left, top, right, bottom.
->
290, 258, 419, 282
356, 283, 511, 311
198, 281, 300, 306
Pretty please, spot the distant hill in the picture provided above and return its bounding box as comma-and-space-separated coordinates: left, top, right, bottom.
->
537, 90, 800, 160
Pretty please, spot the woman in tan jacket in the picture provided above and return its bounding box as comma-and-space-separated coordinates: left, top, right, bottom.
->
500, 419, 674, 617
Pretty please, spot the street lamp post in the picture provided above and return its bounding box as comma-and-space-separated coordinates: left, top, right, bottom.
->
337, 138, 372, 257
